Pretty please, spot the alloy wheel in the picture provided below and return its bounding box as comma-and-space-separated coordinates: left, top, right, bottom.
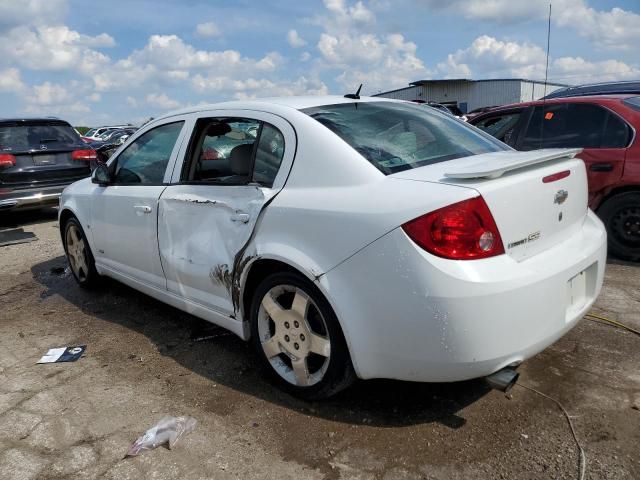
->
257, 284, 331, 387
66, 224, 88, 282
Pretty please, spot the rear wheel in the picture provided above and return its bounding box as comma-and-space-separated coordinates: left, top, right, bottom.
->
64, 217, 100, 287
250, 272, 355, 399
598, 191, 640, 262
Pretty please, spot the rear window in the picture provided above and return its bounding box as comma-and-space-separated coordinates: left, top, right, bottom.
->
303, 102, 508, 175
0, 121, 81, 152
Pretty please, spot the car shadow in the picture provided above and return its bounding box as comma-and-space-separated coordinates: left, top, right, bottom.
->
606, 256, 639, 267
0, 206, 58, 229
31, 255, 493, 429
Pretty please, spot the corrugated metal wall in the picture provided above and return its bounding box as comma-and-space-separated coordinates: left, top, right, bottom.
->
468, 81, 521, 111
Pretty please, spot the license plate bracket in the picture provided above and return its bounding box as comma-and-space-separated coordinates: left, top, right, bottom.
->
33, 155, 57, 166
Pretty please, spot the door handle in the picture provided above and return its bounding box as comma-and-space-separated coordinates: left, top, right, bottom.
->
134, 205, 153, 214
590, 163, 613, 172
230, 212, 250, 223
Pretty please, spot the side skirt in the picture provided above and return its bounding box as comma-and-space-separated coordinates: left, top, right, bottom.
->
96, 263, 248, 340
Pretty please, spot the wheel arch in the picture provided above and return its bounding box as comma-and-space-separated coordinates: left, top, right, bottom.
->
595, 184, 640, 212
239, 255, 358, 373
59, 208, 78, 246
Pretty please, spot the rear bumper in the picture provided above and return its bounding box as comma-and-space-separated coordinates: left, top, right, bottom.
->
321, 210, 607, 382
0, 184, 66, 210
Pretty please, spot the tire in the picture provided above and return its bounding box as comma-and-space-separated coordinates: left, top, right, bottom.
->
249, 271, 355, 400
598, 191, 640, 262
63, 217, 100, 288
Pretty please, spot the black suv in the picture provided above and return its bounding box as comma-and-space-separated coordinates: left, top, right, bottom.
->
0, 118, 97, 211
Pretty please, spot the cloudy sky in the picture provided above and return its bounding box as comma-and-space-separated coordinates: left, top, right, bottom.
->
0, 0, 638, 125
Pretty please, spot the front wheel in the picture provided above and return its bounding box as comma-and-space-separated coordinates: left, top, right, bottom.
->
598, 192, 640, 262
63, 217, 100, 287
250, 272, 355, 400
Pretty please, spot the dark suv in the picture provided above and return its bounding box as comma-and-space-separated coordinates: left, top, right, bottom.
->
469, 95, 640, 261
0, 118, 97, 211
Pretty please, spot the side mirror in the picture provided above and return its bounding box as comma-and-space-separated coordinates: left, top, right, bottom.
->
92, 163, 112, 185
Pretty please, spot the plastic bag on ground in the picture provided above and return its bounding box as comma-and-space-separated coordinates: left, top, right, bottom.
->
126, 416, 197, 457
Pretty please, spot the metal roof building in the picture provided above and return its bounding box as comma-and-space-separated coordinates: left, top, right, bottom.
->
373, 78, 568, 114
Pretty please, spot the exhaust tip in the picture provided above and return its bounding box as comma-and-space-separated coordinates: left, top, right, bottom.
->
485, 368, 519, 393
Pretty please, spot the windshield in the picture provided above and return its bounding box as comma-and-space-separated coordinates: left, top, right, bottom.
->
303, 102, 508, 175
0, 121, 81, 152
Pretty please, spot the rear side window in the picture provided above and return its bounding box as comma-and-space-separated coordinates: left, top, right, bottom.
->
473, 112, 522, 146
303, 102, 507, 175
182, 117, 285, 187
113, 121, 184, 184
521, 103, 630, 150
0, 122, 80, 152
253, 124, 285, 187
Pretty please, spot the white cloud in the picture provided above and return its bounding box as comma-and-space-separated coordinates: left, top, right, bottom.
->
437, 35, 547, 79
196, 21, 221, 38
300, 51, 311, 62
29, 82, 72, 106
313, 0, 428, 92
420, 0, 640, 50
551, 57, 640, 83
0, 25, 113, 72
126, 96, 138, 108
192, 74, 328, 99
437, 35, 640, 85
0, 0, 68, 28
127, 35, 281, 72
87, 92, 101, 102
0, 67, 25, 93
287, 29, 307, 48
146, 93, 181, 110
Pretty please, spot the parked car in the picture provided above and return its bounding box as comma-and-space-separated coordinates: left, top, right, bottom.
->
83, 125, 132, 141
544, 80, 640, 100
0, 118, 97, 211
89, 128, 137, 148
469, 94, 640, 261
59, 96, 606, 399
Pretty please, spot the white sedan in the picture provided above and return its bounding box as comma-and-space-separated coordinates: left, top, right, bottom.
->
59, 96, 606, 399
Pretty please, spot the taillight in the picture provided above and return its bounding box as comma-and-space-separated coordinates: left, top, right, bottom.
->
0, 153, 16, 168
402, 196, 505, 260
542, 170, 570, 183
72, 149, 97, 161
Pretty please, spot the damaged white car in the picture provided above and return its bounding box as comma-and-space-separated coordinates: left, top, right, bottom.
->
59, 96, 606, 399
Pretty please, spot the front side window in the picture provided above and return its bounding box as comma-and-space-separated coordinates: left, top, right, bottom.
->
113, 121, 184, 184
474, 112, 522, 146
184, 118, 285, 187
521, 103, 630, 150
303, 102, 508, 175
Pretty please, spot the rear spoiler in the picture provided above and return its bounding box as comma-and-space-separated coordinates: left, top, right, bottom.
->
444, 148, 583, 180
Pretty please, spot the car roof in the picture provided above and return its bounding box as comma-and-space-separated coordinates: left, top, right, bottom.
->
0, 117, 70, 124
152, 95, 401, 123
473, 94, 639, 116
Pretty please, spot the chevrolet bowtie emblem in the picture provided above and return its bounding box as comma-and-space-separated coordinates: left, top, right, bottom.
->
554, 189, 568, 205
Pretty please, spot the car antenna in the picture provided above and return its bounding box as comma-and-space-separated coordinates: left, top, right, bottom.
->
540, 3, 551, 149
344, 84, 363, 100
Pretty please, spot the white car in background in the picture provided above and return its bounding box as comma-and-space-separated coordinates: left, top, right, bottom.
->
83, 125, 132, 141
58, 96, 606, 399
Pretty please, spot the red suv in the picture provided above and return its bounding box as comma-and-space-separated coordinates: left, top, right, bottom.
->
470, 95, 640, 261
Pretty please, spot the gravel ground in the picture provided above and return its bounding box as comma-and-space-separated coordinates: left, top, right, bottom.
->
0, 208, 639, 480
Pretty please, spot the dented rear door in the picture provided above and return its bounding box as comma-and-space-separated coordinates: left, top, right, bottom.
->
158, 110, 296, 316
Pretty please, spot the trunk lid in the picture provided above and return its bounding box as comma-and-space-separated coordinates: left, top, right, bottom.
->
392, 148, 589, 261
